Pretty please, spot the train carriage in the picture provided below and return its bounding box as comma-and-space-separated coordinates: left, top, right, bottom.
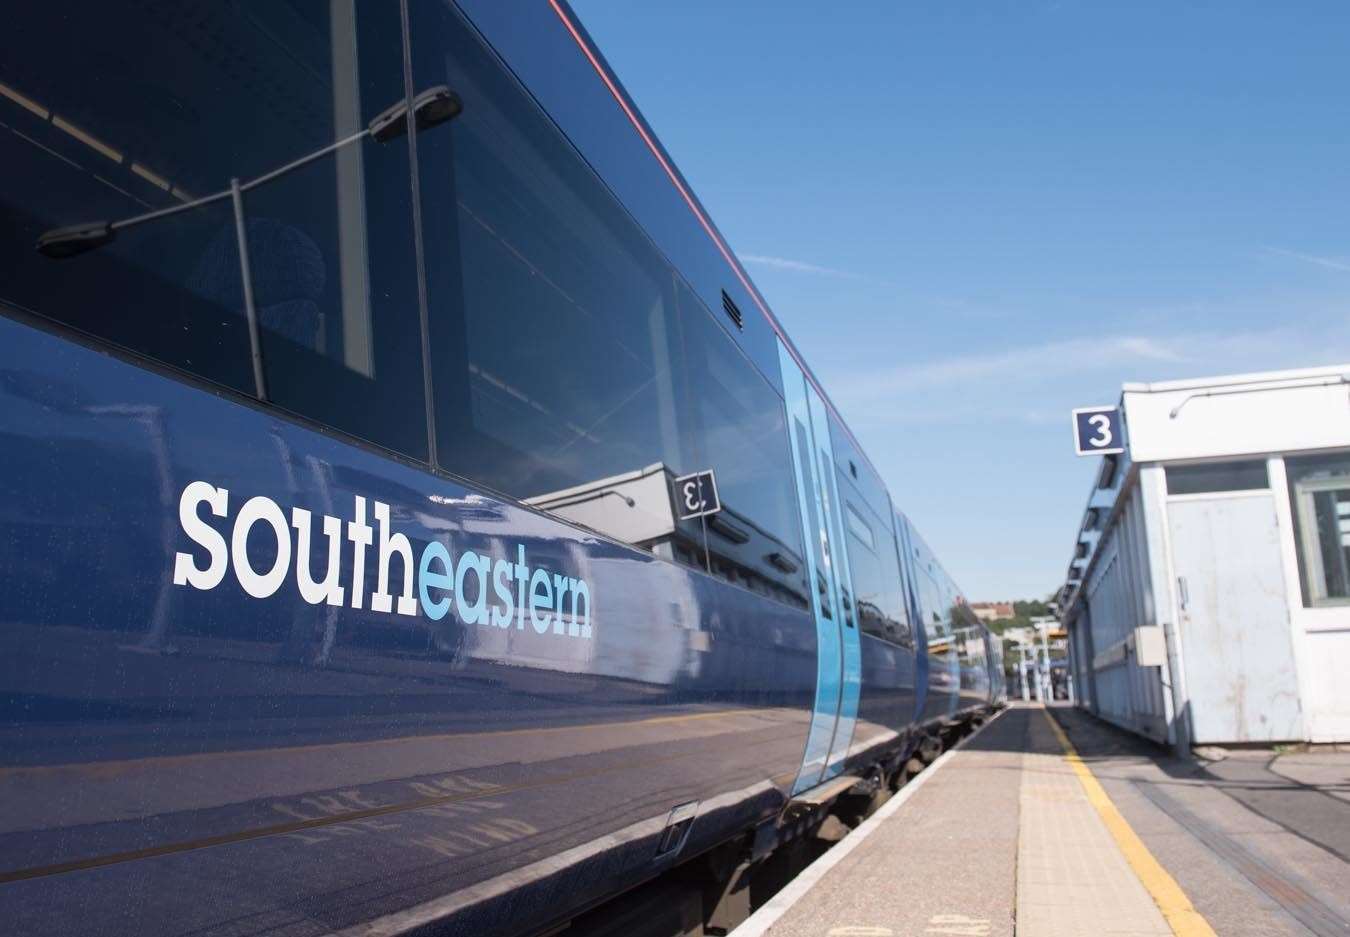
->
0, 2, 1001, 934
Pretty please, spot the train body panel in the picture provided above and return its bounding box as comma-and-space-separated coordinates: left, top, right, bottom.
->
0, 319, 818, 936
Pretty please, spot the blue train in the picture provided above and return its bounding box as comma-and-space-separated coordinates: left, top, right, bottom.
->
0, 2, 1003, 934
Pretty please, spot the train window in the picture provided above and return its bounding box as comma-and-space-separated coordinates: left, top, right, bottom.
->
1166, 460, 1269, 495
1286, 452, 1350, 607
916, 567, 949, 638
0, 2, 430, 460
411, 3, 704, 558
677, 280, 808, 608
842, 492, 911, 645
845, 503, 876, 551
829, 415, 891, 526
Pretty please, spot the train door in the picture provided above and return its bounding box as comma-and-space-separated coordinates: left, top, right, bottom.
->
778, 341, 859, 793
812, 393, 862, 777
896, 513, 931, 725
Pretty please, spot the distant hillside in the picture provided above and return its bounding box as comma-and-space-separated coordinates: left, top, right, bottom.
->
983, 597, 1054, 633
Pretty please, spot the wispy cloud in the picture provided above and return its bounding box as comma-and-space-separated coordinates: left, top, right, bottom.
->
826, 323, 1350, 428
740, 252, 888, 285
834, 334, 1187, 403
1264, 246, 1350, 273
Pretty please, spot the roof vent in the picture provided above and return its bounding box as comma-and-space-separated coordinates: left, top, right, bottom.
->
721, 290, 744, 331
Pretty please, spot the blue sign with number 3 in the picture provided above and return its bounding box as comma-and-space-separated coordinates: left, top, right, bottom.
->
1072, 406, 1125, 456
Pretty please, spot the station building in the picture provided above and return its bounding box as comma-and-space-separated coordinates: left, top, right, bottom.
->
970, 601, 1015, 622
1058, 364, 1350, 748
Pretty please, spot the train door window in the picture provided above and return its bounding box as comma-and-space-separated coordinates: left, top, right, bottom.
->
409, 3, 702, 556
1287, 452, 1350, 607
0, 2, 429, 460
799, 434, 833, 618
677, 279, 808, 608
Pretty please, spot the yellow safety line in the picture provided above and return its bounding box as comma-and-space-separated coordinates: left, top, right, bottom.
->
1042, 709, 1217, 937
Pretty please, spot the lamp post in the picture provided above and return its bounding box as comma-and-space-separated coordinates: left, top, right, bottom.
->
1039, 620, 1052, 701
1015, 634, 1032, 701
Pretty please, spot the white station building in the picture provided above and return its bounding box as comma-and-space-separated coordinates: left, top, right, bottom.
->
1058, 364, 1350, 749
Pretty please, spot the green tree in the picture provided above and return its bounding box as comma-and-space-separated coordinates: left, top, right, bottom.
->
1013, 599, 1051, 618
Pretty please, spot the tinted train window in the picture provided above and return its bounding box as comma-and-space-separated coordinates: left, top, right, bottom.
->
915, 564, 950, 640
0, 2, 429, 460
411, 3, 703, 556
679, 281, 807, 607
829, 414, 891, 528
842, 492, 911, 645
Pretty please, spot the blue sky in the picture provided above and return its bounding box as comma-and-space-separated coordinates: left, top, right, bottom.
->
570, 0, 1350, 600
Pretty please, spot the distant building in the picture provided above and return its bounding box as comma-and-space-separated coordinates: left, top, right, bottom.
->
971, 601, 1015, 622
1058, 364, 1350, 749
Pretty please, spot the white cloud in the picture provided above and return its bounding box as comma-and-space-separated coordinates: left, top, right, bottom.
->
826, 324, 1350, 427
1264, 246, 1350, 273
833, 334, 1187, 403
820, 320, 1350, 596
740, 252, 888, 285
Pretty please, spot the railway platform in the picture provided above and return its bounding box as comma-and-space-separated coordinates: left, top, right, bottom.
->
733, 704, 1350, 937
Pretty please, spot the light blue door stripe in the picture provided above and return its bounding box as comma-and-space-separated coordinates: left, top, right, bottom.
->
778, 341, 841, 795
813, 392, 861, 778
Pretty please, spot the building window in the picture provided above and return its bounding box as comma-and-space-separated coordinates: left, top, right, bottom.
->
1287, 452, 1350, 607
1165, 460, 1269, 495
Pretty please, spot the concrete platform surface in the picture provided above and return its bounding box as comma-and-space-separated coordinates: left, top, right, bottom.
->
734, 705, 1350, 937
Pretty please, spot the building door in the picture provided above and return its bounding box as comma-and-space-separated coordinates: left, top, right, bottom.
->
1168, 495, 1304, 743
778, 341, 858, 793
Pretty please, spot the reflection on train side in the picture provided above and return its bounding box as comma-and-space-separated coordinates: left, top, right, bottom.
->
921, 607, 992, 709
0, 322, 832, 936
528, 462, 810, 613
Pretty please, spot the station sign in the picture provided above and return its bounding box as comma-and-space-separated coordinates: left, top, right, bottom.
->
1071, 406, 1124, 456
673, 470, 721, 520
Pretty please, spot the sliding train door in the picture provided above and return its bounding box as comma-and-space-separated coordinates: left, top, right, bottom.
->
778, 341, 861, 793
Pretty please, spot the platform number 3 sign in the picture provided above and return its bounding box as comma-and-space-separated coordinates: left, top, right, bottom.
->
673, 470, 721, 520
1071, 406, 1125, 456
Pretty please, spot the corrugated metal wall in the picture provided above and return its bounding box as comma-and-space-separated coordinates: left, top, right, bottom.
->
1077, 484, 1169, 742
